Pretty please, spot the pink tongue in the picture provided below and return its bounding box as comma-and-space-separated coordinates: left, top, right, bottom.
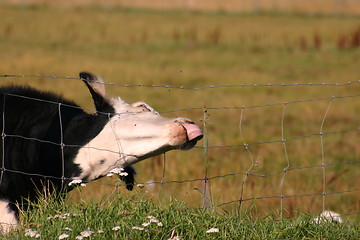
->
182, 124, 203, 141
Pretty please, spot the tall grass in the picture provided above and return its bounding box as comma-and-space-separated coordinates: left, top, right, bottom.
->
7, 193, 360, 239
0, 4, 359, 224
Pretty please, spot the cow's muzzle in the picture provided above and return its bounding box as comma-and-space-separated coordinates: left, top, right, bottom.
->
175, 119, 203, 150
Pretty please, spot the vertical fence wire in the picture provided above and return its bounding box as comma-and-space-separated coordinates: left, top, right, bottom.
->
319, 97, 335, 212
279, 102, 290, 219
0, 94, 6, 187
201, 107, 211, 208
237, 107, 255, 214
58, 103, 66, 192
161, 153, 166, 185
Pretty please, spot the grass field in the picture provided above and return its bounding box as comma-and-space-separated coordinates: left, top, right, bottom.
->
5, 194, 360, 239
0, 3, 360, 237
2, 0, 360, 15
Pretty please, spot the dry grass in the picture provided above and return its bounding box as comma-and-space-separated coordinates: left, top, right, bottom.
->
0, 5, 359, 222
3, 0, 360, 15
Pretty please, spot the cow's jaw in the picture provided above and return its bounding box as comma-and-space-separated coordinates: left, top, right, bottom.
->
74, 99, 203, 181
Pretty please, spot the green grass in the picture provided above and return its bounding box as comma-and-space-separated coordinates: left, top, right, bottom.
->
5, 193, 359, 240
0, 3, 359, 229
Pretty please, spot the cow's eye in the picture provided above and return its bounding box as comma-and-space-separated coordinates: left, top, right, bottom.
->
137, 104, 151, 112
132, 102, 159, 115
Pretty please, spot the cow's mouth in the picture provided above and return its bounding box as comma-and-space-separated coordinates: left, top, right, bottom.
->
179, 123, 203, 150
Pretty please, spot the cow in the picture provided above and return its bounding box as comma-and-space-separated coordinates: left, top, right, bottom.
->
0, 72, 203, 233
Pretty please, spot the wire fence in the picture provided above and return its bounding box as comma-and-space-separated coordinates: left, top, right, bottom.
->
0, 74, 359, 222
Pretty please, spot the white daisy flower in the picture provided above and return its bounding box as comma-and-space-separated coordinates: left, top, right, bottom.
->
131, 226, 148, 232
136, 183, 145, 188
147, 215, 158, 221
59, 233, 70, 239
112, 226, 121, 231
312, 210, 343, 224
48, 213, 77, 220
168, 230, 184, 240
78, 230, 94, 238
25, 229, 41, 238
142, 222, 151, 227
68, 179, 86, 187
107, 167, 126, 177
206, 227, 219, 233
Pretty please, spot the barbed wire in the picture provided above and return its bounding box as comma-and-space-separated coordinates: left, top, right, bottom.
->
1, 74, 360, 90
3, 159, 358, 189
216, 188, 360, 207
161, 94, 360, 113
5, 122, 360, 154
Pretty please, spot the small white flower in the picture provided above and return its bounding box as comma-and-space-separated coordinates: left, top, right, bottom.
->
132, 226, 145, 230
64, 227, 73, 231
168, 230, 184, 240
313, 210, 343, 224
137, 183, 145, 188
147, 215, 158, 221
68, 179, 83, 186
131, 226, 148, 232
206, 227, 219, 233
119, 172, 128, 176
75, 236, 83, 240
48, 213, 77, 220
98, 230, 104, 233
112, 226, 121, 231
157, 222, 163, 227
79, 230, 94, 238
25, 229, 41, 238
68, 180, 86, 187
107, 167, 126, 177
59, 233, 70, 239
142, 222, 151, 227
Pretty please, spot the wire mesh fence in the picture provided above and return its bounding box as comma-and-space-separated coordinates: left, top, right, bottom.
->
0, 74, 359, 222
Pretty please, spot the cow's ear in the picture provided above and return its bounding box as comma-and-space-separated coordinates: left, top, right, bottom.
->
80, 72, 113, 113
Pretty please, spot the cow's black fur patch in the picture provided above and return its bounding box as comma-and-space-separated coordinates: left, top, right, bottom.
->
0, 84, 134, 217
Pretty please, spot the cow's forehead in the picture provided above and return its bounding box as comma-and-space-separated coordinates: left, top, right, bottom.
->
109, 97, 158, 115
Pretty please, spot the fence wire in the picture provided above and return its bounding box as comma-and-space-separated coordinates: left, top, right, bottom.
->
1, 74, 360, 90
0, 74, 359, 220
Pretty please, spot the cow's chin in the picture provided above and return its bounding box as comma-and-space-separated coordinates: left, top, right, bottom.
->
130, 139, 200, 164
178, 139, 199, 150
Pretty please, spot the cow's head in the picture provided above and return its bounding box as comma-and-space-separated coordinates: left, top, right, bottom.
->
75, 72, 203, 181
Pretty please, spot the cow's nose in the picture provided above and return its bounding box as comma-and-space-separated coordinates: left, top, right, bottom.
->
174, 118, 203, 142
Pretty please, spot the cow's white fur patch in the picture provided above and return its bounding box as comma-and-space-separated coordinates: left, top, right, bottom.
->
0, 200, 17, 234
74, 98, 187, 181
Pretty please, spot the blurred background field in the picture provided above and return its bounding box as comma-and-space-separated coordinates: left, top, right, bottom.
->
2, 0, 360, 15
0, 0, 359, 223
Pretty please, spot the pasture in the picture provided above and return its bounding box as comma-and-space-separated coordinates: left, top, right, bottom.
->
0, 3, 359, 238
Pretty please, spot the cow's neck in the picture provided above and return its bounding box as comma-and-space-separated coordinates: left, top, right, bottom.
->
72, 119, 130, 181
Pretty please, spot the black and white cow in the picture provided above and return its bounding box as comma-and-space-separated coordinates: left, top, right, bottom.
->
0, 72, 203, 233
